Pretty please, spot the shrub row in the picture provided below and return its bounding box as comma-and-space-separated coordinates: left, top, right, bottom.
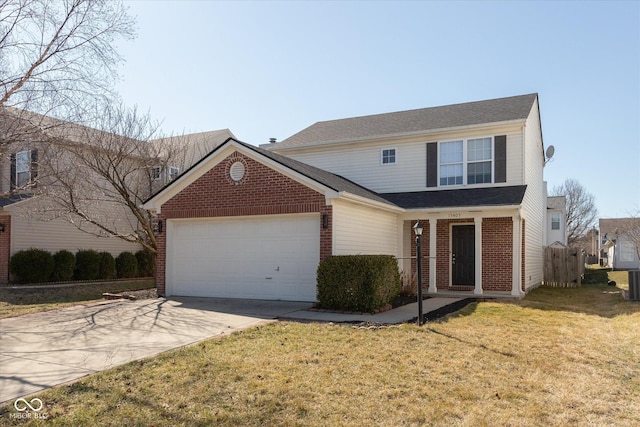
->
582, 268, 611, 284
9, 248, 155, 285
317, 255, 401, 313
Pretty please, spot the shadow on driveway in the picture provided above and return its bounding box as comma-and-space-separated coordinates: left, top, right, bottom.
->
0, 297, 312, 405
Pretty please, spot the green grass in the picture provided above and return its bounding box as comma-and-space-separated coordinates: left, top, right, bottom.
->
608, 270, 630, 290
1, 283, 638, 426
0, 280, 155, 319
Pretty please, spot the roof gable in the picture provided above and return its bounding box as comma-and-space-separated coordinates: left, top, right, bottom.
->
143, 138, 399, 211
270, 93, 538, 149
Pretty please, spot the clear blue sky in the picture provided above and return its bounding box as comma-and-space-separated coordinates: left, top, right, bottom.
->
116, 0, 640, 219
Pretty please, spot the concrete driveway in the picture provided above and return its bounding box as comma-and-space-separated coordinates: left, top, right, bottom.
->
0, 297, 311, 405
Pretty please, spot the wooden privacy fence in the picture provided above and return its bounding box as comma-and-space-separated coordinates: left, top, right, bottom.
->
543, 247, 584, 287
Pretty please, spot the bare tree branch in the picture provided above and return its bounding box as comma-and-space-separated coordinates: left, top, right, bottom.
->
551, 178, 598, 246
0, 0, 135, 122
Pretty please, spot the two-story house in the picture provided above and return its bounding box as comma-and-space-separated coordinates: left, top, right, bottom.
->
545, 195, 567, 247
144, 93, 547, 301
0, 107, 234, 283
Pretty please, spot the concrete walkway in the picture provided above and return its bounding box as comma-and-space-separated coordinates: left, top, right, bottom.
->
281, 297, 468, 324
0, 296, 471, 405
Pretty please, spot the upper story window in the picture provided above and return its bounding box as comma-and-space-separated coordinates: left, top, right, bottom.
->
151, 166, 162, 181
551, 212, 561, 230
151, 165, 180, 183
11, 149, 38, 190
16, 151, 31, 187
168, 166, 180, 181
439, 137, 493, 186
381, 148, 396, 165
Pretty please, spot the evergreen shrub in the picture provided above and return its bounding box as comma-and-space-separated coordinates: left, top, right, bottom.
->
98, 252, 116, 280
135, 250, 154, 277
116, 251, 138, 278
75, 249, 101, 280
316, 255, 401, 312
10, 248, 54, 284
52, 249, 76, 281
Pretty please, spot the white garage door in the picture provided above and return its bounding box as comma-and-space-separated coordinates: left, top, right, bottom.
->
166, 214, 320, 301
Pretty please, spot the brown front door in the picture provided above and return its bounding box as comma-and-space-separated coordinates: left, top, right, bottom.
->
452, 225, 475, 286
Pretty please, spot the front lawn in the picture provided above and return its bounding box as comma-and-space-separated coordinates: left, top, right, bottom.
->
1, 283, 638, 426
0, 280, 155, 319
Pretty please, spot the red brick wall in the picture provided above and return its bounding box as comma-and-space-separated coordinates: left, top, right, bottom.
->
155, 152, 332, 296
0, 215, 10, 284
482, 217, 513, 292
411, 217, 515, 292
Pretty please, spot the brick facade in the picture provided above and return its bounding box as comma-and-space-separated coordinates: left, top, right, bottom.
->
154, 151, 333, 296
482, 217, 513, 292
411, 216, 515, 293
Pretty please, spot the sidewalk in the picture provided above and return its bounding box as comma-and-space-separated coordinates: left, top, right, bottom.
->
281, 297, 475, 324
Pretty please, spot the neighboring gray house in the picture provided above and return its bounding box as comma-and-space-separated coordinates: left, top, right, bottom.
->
0, 107, 234, 283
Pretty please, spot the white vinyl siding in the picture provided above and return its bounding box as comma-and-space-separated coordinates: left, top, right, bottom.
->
7, 198, 141, 257
332, 199, 398, 256
277, 129, 525, 194
521, 98, 545, 289
10, 213, 140, 257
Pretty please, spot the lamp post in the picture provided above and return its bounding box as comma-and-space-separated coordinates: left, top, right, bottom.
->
413, 221, 424, 326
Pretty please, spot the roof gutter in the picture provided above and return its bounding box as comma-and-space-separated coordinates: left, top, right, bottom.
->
401, 203, 523, 217
334, 191, 404, 213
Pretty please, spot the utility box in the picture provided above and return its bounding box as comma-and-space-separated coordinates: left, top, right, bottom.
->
629, 270, 640, 301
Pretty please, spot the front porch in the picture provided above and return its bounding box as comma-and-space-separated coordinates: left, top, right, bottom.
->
398, 210, 526, 298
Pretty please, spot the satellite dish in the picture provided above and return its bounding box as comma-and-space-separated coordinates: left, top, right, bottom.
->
545, 145, 555, 160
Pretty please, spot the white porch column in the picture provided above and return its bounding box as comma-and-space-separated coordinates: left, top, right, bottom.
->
512, 215, 523, 296
474, 217, 483, 295
428, 219, 437, 293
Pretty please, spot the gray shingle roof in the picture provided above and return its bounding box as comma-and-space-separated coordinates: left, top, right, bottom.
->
271, 93, 538, 149
237, 140, 396, 206
144, 138, 398, 208
381, 186, 527, 209
0, 194, 33, 208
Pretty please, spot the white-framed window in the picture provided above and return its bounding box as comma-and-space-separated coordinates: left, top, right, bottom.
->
168, 166, 180, 181
381, 148, 397, 165
15, 150, 31, 187
151, 166, 162, 181
439, 140, 463, 185
551, 212, 561, 230
439, 137, 493, 186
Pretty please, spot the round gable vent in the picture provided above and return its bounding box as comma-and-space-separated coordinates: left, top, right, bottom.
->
229, 161, 246, 182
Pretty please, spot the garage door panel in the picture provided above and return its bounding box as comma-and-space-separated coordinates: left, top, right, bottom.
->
167, 215, 319, 301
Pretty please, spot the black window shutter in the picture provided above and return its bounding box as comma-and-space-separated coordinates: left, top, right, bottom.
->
426, 142, 438, 187
31, 149, 38, 186
10, 153, 16, 190
495, 135, 507, 183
